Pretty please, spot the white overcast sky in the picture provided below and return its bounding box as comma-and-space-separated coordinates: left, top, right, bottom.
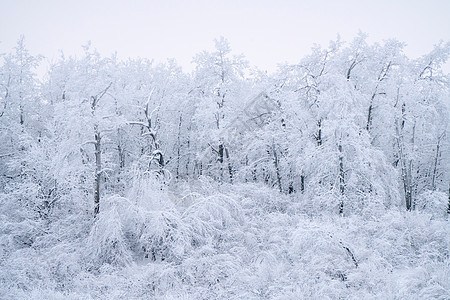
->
0, 0, 449, 73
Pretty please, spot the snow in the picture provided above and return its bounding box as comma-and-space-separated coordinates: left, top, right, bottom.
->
0, 35, 449, 299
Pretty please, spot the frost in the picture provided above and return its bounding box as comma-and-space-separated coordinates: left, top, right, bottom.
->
0, 35, 449, 299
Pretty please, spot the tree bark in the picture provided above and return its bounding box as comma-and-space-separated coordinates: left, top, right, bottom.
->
300, 174, 305, 193
94, 125, 101, 217
316, 119, 322, 146
366, 94, 375, 132
90, 83, 111, 217
176, 114, 182, 180
431, 133, 443, 190
447, 183, 450, 214
338, 144, 345, 215
225, 147, 233, 183
272, 139, 282, 193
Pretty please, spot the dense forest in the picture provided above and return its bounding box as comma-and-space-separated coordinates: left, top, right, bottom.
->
1, 35, 449, 299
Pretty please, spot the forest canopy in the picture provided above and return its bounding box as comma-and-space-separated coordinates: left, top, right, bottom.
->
0, 35, 449, 299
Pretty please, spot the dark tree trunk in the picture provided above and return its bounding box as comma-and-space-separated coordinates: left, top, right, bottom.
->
272, 140, 282, 193
94, 126, 101, 217
288, 167, 295, 194
316, 119, 322, 146
176, 114, 182, 180
447, 183, 450, 214
218, 143, 224, 163
366, 101, 373, 132
186, 122, 191, 177
89, 83, 111, 218
338, 144, 345, 215
300, 174, 305, 193
431, 134, 443, 190
225, 148, 233, 183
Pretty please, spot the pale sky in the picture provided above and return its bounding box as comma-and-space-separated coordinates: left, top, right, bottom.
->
0, 0, 449, 74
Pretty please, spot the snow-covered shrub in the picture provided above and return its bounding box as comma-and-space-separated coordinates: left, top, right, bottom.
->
180, 247, 243, 297
182, 193, 244, 248
290, 220, 359, 283
138, 210, 189, 262
127, 168, 171, 211
415, 190, 448, 219
98, 190, 191, 263
120, 171, 192, 262
230, 182, 291, 214
86, 204, 132, 269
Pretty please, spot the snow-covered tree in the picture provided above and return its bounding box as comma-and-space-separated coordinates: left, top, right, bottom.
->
192, 37, 249, 182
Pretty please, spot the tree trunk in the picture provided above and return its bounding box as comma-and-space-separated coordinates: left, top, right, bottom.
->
19, 105, 24, 125
272, 139, 282, 193
94, 125, 101, 217
431, 133, 443, 190
316, 119, 322, 146
218, 143, 224, 163
288, 168, 294, 194
117, 129, 125, 182
300, 173, 305, 193
395, 102, 414, 211
218, 143, 224, 181
447, 183, 450, 214
225, 147, 233, 183
186, 122, 192, 177
366, 94, 374, 132
338, 144, 345, 215
398, 136, 412, 211
89, 83, 111, 217
409, 121, 416, 210
176, 114, 182, 180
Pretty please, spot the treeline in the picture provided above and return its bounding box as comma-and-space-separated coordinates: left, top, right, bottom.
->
0, 35, 449, 220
